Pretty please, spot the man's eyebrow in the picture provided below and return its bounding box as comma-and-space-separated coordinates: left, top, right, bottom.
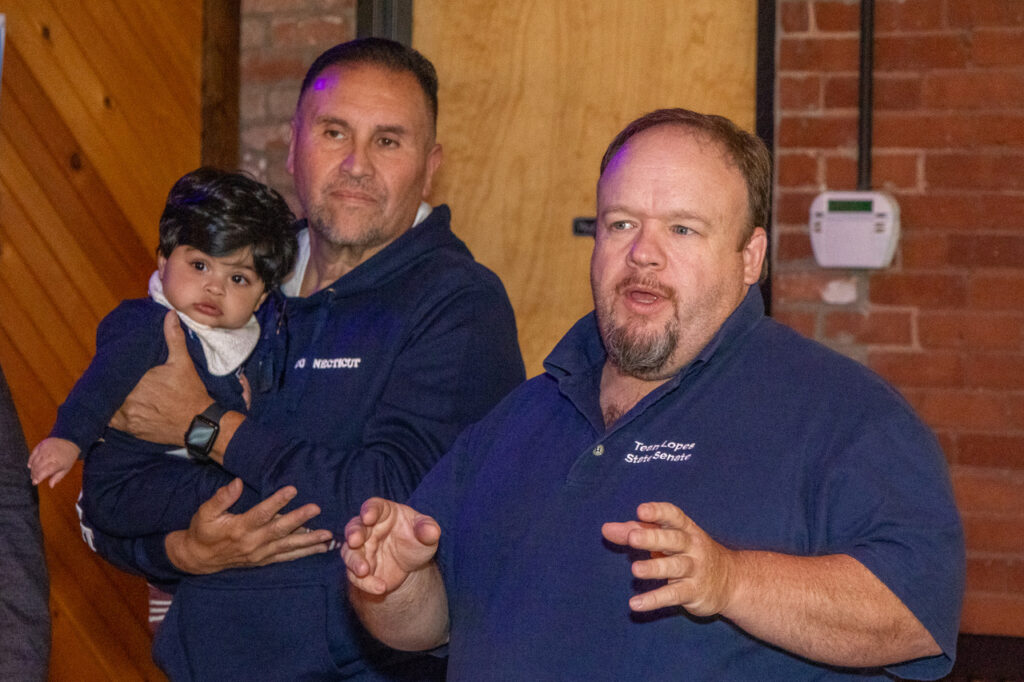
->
313, 115, 350, 128
312, 116, 409, 137
600, 205, 712, 225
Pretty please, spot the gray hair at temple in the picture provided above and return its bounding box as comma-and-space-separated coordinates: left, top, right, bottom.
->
599, 108, 772, 247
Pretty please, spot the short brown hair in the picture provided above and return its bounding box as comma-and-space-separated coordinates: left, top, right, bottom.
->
600, 108, 771, 244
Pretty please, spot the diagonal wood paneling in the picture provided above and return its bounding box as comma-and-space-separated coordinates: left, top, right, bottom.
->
0, 0, 219, 678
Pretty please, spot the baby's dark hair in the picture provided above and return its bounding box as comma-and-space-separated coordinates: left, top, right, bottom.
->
158, 167, 298, 289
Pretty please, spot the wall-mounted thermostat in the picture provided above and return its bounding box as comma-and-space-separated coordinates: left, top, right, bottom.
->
809, 191, 900, 269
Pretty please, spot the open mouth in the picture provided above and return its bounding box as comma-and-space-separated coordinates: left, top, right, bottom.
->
617, 277, 674, 306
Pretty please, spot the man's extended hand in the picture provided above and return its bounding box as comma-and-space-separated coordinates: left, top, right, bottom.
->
110, 310, 211, 445
166, 478, 333, 574
602, 502, 736, 616
342, 497, 440, 596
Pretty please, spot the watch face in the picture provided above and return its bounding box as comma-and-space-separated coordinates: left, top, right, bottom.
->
187, 415, 218, 456
189, 420, 217, 447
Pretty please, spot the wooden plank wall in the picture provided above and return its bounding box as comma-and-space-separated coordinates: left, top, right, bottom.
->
0, 1, 207, 678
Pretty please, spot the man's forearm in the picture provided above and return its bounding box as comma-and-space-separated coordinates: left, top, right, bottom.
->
721, 552, 940, 668
349, 562, 450, 652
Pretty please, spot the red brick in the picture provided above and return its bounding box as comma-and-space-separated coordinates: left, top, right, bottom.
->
919, 311, 1023, 351
775, 189, 818, 225
875, 0, 944, 31
240, 122, 291, 151
965, 353, 1024, 390
243, 0, 314, 11
973, 114, 1024, 146
935, 431, 958, 462
778, 114, 858, 148
240, 53, 309, 83
241, 16, 269, 50
1010, 559, 1024, 593
972, 29, 1024, 66
1009, 394, 1024, 430
926, 154, 1024, 191
773, 271, 842, 304
961, 593, 1024, 637
963, 515, 1024, 554
875, 33, 971, 70
777, 152, 819, 187
771, 308, 818, 338
948, 234, 1024, 269
875, 114, 959, 148
869, 272, 967, 308
899, 193, 1024, 231
271, 17, 351, 48
876, 76, 925, 110
779, 36, 860, 71
954, 468, 1024, 515
868, 350, 963, 388
873, 153, 919, 190
898, 231, 951, 269
824, 155, 856, 188
959, 434, 1024, 469
907, 388, 1016, 431
949, 1, 1024, 28
823, 74, 924, 111
779, 75, 821, 111
966, 556, 1010, 592
876, 113, 1024, 148
776, 230, 815, 261
812, 1, 860, 32
823, 75, 858, 109
923, 71, 1024, 109
267, 83, 301, 119
823, 308, 913, 345
239, 86, 268, 124
781, 0, 811, 33
969, 272, 1024, 310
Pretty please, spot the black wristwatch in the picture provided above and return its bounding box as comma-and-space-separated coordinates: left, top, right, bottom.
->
185, 403, 229, 463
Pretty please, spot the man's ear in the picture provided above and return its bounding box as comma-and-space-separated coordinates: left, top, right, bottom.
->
742, 227, 768, 285
157, 253, 168, 279
421, 143, 443, 199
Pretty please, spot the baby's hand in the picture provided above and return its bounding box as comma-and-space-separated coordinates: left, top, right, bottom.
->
239, 371, 252, 409
28, 437, 81, 487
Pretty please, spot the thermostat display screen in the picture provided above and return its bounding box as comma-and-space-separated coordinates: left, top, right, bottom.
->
827, 199, 873, 212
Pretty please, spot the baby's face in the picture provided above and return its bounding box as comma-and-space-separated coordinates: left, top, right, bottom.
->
158, 246, 267, 329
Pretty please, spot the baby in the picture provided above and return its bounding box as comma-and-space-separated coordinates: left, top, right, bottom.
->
29, 167, 296, 498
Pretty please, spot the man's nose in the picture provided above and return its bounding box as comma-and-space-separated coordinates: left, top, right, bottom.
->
340, 141, 371, 176
627, 225, 666, 270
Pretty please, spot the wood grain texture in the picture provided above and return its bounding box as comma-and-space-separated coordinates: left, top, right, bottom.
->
414, 0, 757, 375
0, 1, 205, 678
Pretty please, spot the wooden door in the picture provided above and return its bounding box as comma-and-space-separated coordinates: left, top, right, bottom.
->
414, 1, 758, 374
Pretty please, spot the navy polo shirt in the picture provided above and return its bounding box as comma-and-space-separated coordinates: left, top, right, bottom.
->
411, 286, 963, 680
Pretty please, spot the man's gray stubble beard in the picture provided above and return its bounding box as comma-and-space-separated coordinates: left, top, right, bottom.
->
600, 310, 679, 380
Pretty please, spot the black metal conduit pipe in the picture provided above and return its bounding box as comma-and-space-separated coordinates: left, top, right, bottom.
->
858, 0, 875, 191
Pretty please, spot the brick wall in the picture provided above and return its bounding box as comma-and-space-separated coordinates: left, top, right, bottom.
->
774, 0, 1024, 636
239, 0, 356, 211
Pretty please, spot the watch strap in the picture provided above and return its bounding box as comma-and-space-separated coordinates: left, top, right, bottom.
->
185, 402, 229, 462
